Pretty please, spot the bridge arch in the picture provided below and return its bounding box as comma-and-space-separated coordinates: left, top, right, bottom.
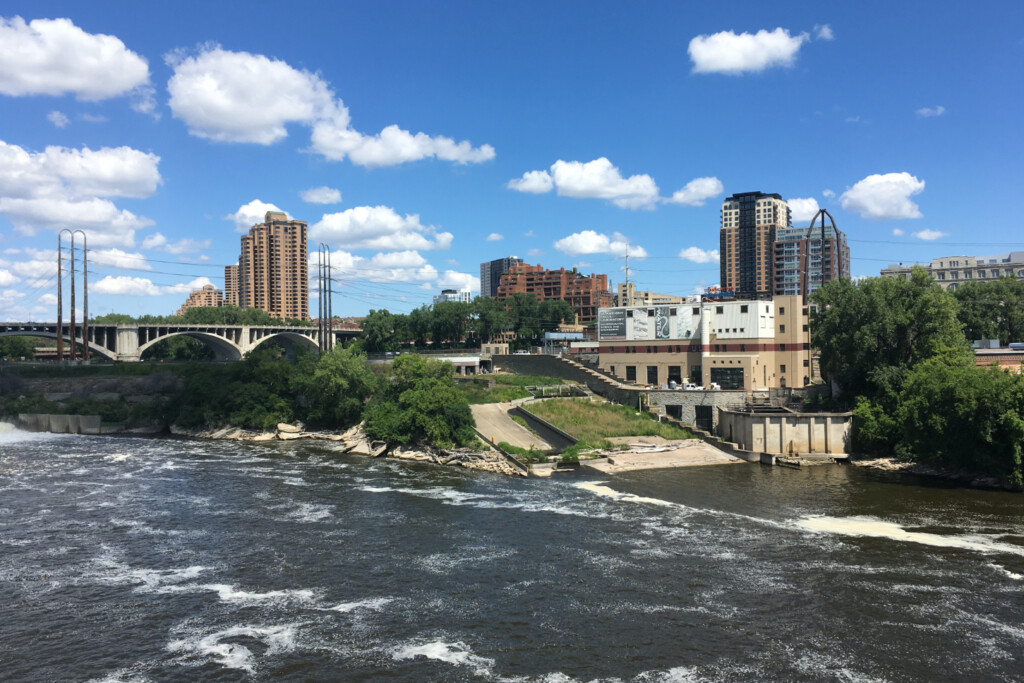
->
0, 330, 118, 361
248, 331, 320, 357
137, 331, 242, 361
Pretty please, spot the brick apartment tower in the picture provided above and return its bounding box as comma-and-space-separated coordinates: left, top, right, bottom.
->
176, 284, 224, 316
223, 264, 239, 306
238, 211, 309, 321
494, 262, 613, 325
479, 256, 523, 298
719, 191, 790, 300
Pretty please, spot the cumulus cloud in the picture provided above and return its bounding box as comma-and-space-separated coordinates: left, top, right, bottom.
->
814, 24, 834, 41
323, 249, 439, 285
678, 247, 720, 264
92, 274, 211, 296
689, 28, 809, 75
510, 158, 659, 209
0, 17, 150, 100
788, 197, 821, 222
666, 176, 723, 206
822, 189, 835, 199
527, 248, 543, 257
0, 269, 18, 286
912, 229, 947, 240
140, 233, 211, 254
166, 45, 493, 167
486, 233, 503, 241
89, 248, 150, 270
916, 105, 946, 118
300, 186, 341, 205
507, 170, 554, 194
840, 172, 925, 220
554, 230, 647, 258
47, 110, 68, 128
438, 271, 480, 292
226, 199, 288, 233
311, 205, 452, 251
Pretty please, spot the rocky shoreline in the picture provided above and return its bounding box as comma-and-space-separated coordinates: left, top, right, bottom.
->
852, 457, 1021, 492
166, 422, 527, 477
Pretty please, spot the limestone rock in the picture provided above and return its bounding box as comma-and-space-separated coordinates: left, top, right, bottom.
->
277, 422, 302, 434
277, 430, 306, 440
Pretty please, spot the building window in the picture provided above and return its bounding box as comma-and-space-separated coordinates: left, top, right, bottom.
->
716, 306, 724, 314
780, 344, 786, 351
692, 307, 700, 315
626, 366, 637, 382
803, 324, 808, 332
803, 359, 809, 367
780, 364, 787, 373
779, 307, 785, 315
647, 366, 658, 385
780, 324, 786, 333
740, 305, 748, 313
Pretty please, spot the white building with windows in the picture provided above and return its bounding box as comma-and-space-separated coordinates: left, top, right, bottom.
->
881, 252, 1024, 291
433, 288, 473, 305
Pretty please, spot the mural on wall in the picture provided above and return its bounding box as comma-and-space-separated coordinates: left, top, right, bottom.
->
632, 314, 650, 340
655, 307, 671, 339
598, 308, 626, 340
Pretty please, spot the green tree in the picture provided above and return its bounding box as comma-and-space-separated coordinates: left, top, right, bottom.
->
362, 309, 398, 352
363, 354, 475, 447
471, 296, 510, 343
0, 336, 36, 360
954, 277, 1024, 346
299, 344, 377, 428
407, 306, 431, 347
811, 268, 969, 400
431, 300, 471, 347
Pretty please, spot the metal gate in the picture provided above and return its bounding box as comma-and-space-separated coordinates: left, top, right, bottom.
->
695, 405, 713, 432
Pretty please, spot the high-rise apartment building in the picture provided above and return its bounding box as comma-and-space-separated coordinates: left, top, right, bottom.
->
238, 211, 309, 321
176, 284, 224, 317
224, 264, 239, 307
773, 209, 850, 301
433, 288, 473, 305
480, 256, 523, 298
495, 262, 614, 325
719, 192, 791, 299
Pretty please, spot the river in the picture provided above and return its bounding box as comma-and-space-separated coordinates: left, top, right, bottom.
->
1, 425, 1022, 681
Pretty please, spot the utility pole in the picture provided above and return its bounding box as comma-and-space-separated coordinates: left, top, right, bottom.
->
56, 233, 66, 361
74, 230, 88, 362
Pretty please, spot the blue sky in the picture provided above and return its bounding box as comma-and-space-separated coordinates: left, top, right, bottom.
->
1, 1, 1022, 320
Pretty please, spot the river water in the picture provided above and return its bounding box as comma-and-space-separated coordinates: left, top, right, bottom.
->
1, 426, 1022, 682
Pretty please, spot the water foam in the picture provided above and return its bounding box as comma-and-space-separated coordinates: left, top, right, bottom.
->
391, 639, 494, 676
201, 584, 317, 604
574, 481, 680, 508
167, 623, 299, 672
327, 597, 393, 612
989, 563, 1024, 581
795, 516, 1024, 556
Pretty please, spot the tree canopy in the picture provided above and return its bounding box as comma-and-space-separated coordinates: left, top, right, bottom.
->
953, 277, 1024, 346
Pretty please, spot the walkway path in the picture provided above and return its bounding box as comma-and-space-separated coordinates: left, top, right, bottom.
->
470, 402, 551, 451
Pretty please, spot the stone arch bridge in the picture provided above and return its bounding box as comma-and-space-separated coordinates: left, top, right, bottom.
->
0, 322, 361, 362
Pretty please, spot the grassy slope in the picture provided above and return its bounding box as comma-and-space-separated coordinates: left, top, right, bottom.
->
524, 399, 694, 442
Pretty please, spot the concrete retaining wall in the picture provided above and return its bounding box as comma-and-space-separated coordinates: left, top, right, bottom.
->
18, 413, 102, 435
716, 408, 852, 455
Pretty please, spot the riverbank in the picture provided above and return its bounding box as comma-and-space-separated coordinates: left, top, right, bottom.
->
852, 457, 1022, 492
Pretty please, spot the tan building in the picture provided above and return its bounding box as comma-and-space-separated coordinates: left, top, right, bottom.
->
238, 211, 309, 320
616, 282, 688, 307
720, 191, 791, 299
596, 295, 812, 390
495, 262, 614, 325
881, 251, 1024, 291
224, 264, 239, 306
773, 209, 850, 302
176, 284, 224, 317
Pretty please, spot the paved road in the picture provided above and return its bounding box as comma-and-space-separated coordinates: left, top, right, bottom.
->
470, 403, 551, 451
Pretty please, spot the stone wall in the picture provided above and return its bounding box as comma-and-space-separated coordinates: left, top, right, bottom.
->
647, 390, 747, 429
18, 413, 102, 435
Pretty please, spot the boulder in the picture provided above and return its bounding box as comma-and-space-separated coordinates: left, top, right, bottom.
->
277, 431, 306, 440
277, 423, 302, 434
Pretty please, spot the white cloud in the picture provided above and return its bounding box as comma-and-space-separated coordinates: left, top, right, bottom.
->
840, 172, 925, 220
507, 170, 553, 194
90, 248, 150, 270
916, 105, 946, 118
92, 274, 211, 296
524, 230, 535, 237
892, 229, 905, 237
324, 249, 438, 285
0, 17, 150, 100
368, 250, 427, 268
912, 229, 947, 240
300, 186, 341, 205
0, 197, 152, 247
140, 233, 210, 254
167, 45, 493, 167
666, 176, 723, 206
313, 122, 495, 168
39, 293, 57, 305
0, 140, 161, 200
311, 205, 452, 251
166, 46, 333, 144
814, 24, 834, 41
822, 189, 835, 199
47, 110, 69, 128
678, 247, 720, 264
689, 28, 809, 75
554, 230, 647, 258
527, 248, 543, 257
486, 233, 503, 241
0, 269, 18, 286
551, 158, 659, 209
226, 199, 288, 233
80, 113, 107, 123
788, 197, 820, 222
438, 271, 480, 293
